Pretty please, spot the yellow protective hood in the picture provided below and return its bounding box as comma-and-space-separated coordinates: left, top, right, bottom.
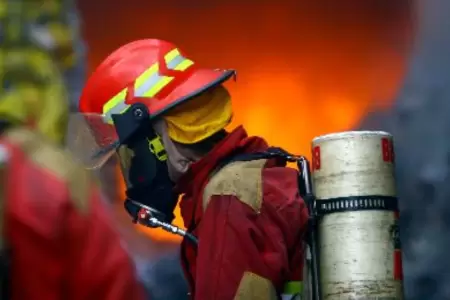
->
163, 85, 232, 144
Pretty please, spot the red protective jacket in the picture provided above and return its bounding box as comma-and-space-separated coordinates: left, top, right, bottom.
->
0, 127, 146, 300
177, 126, 309, 300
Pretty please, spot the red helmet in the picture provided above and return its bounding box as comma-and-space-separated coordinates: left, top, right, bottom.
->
80, 39, 235, 122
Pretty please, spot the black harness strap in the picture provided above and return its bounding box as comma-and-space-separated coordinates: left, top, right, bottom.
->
216, 147, 293, 169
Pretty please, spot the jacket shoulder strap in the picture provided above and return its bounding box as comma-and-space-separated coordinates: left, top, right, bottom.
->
202, 147, 293, 213
203, 159, 268, 213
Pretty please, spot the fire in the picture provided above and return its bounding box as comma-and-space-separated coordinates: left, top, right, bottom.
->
81, 0, 414, 242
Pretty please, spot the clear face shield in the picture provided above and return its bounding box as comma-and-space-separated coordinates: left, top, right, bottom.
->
66, 103, 196, 243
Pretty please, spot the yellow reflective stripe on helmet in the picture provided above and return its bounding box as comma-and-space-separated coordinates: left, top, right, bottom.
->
164, 48, 180, 63
175, 58, 194, 71
133, 63, 159, 90
283, 281, 303, 295
102, 48, 194, 123
134, 51, 193, 98
103, 88, 128, 117
102, 101, 130, 124
138, 73, 173, 98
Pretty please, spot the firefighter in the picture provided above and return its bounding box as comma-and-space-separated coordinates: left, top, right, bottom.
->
77, 39, 309, 299
0, 2, 148, 298
0, 78, 146, 300
0, 126, 148, 299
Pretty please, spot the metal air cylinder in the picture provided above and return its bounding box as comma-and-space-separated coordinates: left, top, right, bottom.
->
311, 131, 403, 300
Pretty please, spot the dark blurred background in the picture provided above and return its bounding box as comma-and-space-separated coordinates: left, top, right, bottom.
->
5, 0, 450, 299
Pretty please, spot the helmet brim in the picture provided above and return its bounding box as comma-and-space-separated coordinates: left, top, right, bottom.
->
149, 68, 236, 118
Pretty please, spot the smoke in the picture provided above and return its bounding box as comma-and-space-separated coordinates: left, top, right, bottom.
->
359, 0, 450, 298
135, 253, 189, 300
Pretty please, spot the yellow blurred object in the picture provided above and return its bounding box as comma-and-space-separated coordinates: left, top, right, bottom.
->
0, 0, 75, 145
0, 2, 6, 18
47, 22, 76, 68
163, 85, 233, 144
41, 0, 62, 15
0, 49, 69, 144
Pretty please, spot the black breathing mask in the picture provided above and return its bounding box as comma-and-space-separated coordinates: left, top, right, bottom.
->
111, 103, 178, 226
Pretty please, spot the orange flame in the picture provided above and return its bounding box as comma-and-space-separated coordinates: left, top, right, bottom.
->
81, 0, 414, 242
